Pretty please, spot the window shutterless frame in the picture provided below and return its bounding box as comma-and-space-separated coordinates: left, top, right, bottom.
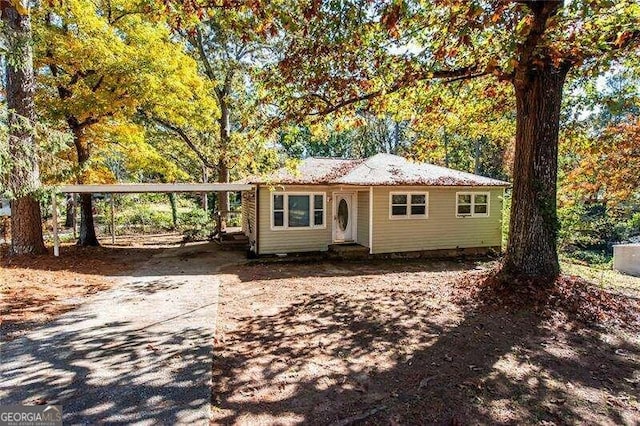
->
388, 191, 429, 220
455, 191, 490, 218
270, 192, 327, 230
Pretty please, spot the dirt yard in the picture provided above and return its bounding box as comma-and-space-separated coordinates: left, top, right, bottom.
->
0, 245, 155, 340
213, 260, 640, 425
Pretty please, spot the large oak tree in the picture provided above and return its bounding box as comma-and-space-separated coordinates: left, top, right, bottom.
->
35, 0, 208, 245
1, 0, 47, 254
260, 0, 640, 280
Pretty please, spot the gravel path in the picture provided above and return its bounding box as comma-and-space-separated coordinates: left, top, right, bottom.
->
0, 242, 242, 425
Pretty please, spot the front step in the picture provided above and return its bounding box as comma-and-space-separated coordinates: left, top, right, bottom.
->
328, 243, 370, 259
215, 231, 250, 251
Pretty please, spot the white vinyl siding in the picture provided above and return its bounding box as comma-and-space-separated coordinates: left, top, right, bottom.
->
259, 186, 333, 254
256, 185, 504, 255
371, 186, 503, 254
357, 190, 369, 246
241, 189, 257, 247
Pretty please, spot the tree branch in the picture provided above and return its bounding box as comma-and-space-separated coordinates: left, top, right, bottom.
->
516, 0, 562, 68
307, 66, 490, 116
152, 116, 216, 169
192, 27, 217, 82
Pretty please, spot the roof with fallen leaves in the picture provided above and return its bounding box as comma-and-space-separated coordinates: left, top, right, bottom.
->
240, 153, 510, 186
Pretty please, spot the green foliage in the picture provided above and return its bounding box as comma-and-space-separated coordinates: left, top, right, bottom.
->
279, 114, 411, 160
0, 107, 9, 197
501, 192, 511, 250
97, 196, 173, 234
119, 206, 173, 231
558, 202, 640, 255
629, 212, 640, 235
227, 213, 242, 227
143, 8, 281, 188
178, 208, 214, 240
556, 202, 634, 267
562, 249, 613, 268
91, 194, 218, 238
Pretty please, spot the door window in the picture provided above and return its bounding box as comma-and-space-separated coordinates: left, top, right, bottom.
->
337, 198, 349, 231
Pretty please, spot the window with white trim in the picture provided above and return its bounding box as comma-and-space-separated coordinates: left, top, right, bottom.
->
271, 193, 325, 229
389, 192, 428, 219
456, 192, 490, 218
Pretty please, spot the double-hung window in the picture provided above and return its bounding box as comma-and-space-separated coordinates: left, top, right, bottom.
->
389, 192, 428, 219
271, 193, 325, 229
456, 192, 490, 218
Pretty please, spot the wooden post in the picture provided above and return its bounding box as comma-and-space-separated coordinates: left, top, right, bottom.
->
110, 194, 115, 245
72, 193, 77, 240
52, 192, 59, 257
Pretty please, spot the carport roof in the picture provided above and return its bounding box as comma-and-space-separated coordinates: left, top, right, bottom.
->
53, 183, 254, 193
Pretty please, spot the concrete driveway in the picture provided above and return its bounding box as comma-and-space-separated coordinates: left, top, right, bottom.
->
0, 242, 242, 425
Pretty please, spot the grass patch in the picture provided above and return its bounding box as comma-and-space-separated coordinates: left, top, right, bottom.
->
561, 259, 640, 294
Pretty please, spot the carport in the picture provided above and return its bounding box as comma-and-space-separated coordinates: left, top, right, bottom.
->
51, 183, 254, 256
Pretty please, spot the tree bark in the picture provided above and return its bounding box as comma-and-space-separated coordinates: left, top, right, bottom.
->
443, 128, 450, 168
502, 63, 569, 279
201, 163, 209, 211
4, 4, 47, 255
65, 193, 76, 227
168, 193, 178, 229
217, 97, 231, 232
10, 197, 46, 254
70, 123, 100, 246
78, 192, 99, 246
217, 158, 230, 230
474, 136, 483, 175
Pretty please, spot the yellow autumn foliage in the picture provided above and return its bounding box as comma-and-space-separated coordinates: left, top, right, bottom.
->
33, 0, 217, 183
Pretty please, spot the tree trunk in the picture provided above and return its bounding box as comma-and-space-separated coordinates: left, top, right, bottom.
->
217, 98, 231, 232
392, 120, 400, 154
201, 163, 209, 211
217, 159, 230, 230
168, 193, 178, 229
71, 124, 99, 246
502, 63, 569, 279
4, 4, 46, 255
443, 128, 450, 168
65, 193, 76, 227
10, 197, 46, 254
78, 192, 99, 246
474, 136, 483, 175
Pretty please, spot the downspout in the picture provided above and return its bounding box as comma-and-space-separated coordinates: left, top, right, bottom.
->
369, 186, 373, 254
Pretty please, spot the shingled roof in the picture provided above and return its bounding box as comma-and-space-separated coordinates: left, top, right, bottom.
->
243, 153, 510, 187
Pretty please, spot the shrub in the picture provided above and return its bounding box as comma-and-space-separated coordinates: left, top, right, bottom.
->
178, 208, 214, 240
227, 213, 242, 227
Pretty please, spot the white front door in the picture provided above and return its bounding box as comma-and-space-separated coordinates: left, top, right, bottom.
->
334, 193, 355, 242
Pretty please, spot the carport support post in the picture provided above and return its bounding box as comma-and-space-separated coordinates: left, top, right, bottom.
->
110, 194, 115, 245
52, 191, 59, 257
72, 193, 77, 240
